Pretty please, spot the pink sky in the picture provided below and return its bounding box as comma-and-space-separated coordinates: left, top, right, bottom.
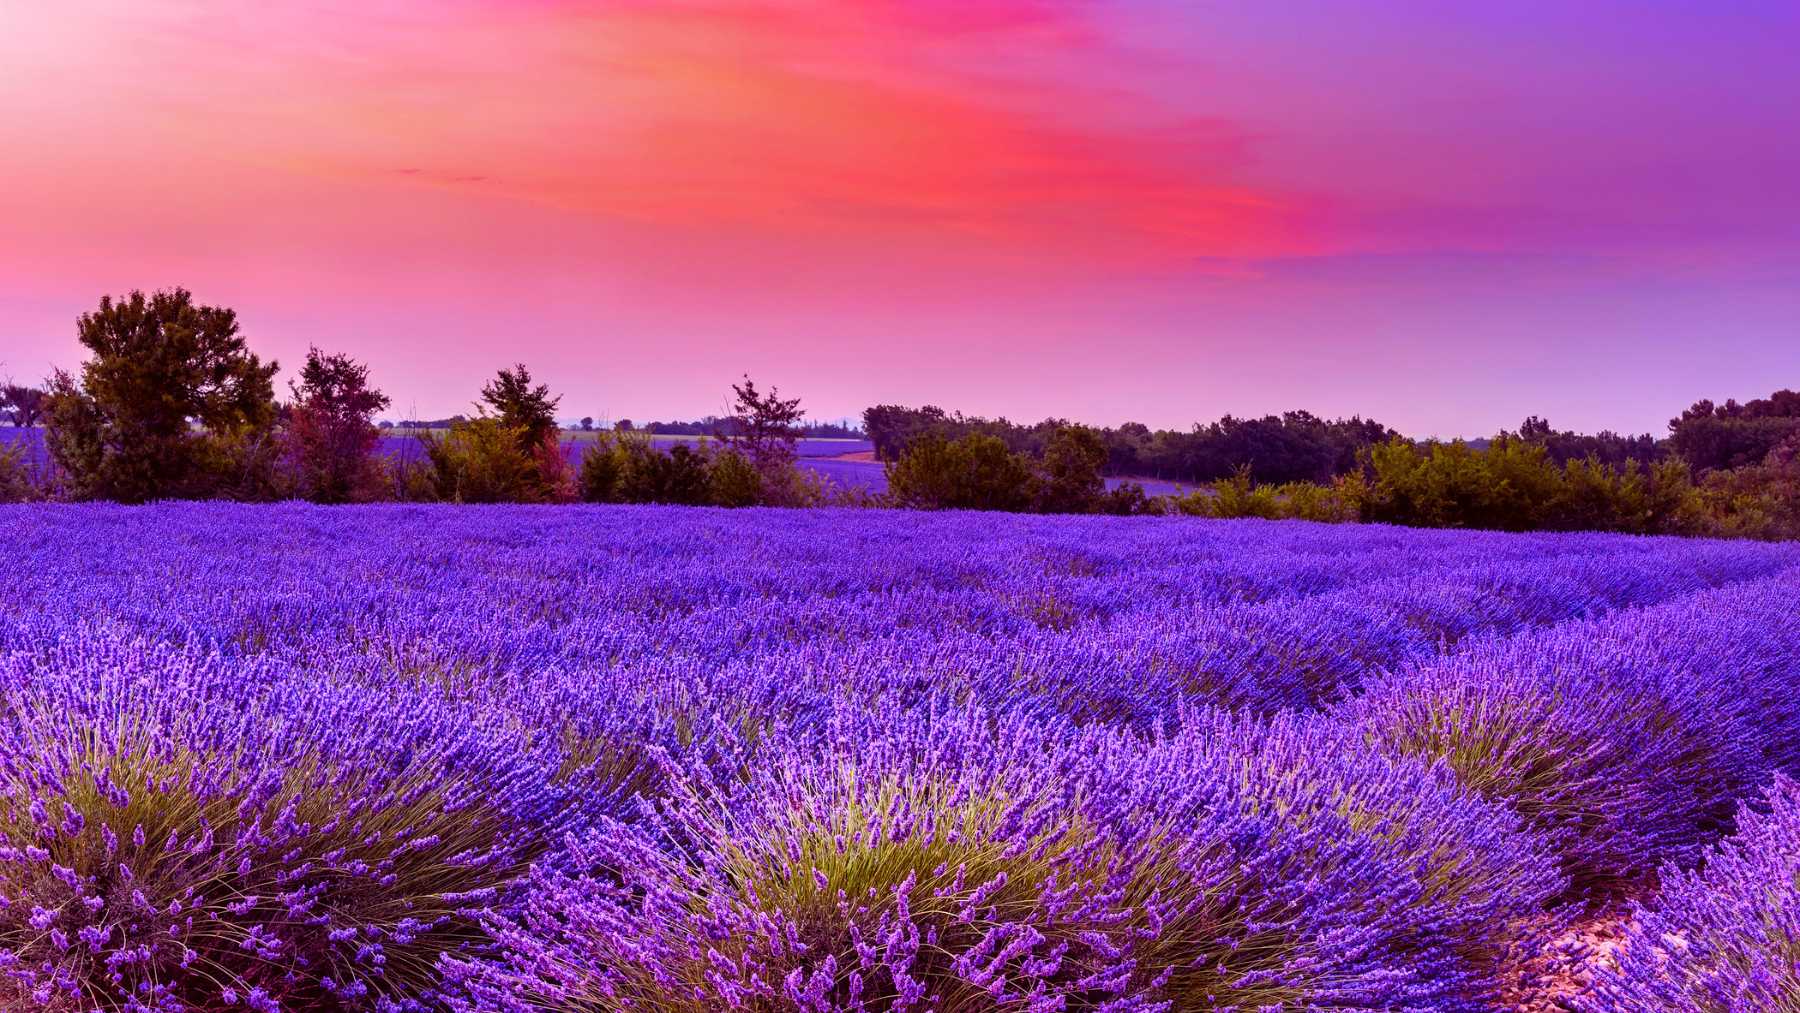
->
2, 0, 1797, 435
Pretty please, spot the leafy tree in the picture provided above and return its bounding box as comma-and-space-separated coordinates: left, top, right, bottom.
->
421, 418, 537, 504
720, 376, 813, 505
580, 434, 712, 506
579, 417, 594, 431
726, 376, 803, 467
1104, 422, 1153, 475
1354, 436, 1701, 534
864, 404, 952, 461
1694, 433, 1800, 539
283, 348, 390, 503
1512, 416, 1662, 468
1037, 425, 1107, 513
0, 383, 47, 428
886, 433, 1035, 511
863, 403, 1394, 484
1668, 390, 1800, 472
480, 364, 561, 451
44, 289, 278, 502
622, 443, 712, 504
615, 419, 634, 432
577, 435, 630, 503
1098, 481, 1153, 516
475, 364, 568, 500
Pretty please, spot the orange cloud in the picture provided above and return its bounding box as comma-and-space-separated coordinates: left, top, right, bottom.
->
9, 1, 1312, 268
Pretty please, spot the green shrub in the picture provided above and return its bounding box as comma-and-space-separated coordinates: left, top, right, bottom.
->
0, 443, 43, 503
705, 446, 763, 507
1036, 425, 1107, 513
387, 457, 441, 502
578, 435, 726, 506
885, 432, 1036, 511
1693, 436, 1800, 540
1278, 478, 1359, 522
422, 418, 539, 503
1359, 436, 1704, 534
1098, 480, 1153, 515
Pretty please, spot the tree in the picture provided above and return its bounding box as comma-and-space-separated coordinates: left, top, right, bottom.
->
477, 363, 566, 500
579, 417, 594, 431
721, 375, 811, 505
615, 419, 634, 432
422, 417, 537, 504
1669, 389, 1800, 473
726, 375, 803, 469
1511, 415, 1662, 468
1037, 425, 1108, 513
886, 433, 1035, 511
44, 289, 278, 502
480, 364, 561, 451
283, 348, 390, 503
0, 383, 47, 428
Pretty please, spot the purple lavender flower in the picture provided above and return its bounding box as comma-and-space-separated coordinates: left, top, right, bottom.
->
1587, 776, 1800, 1012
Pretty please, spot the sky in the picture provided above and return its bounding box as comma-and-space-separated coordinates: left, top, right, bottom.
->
1, 1, 1796, 437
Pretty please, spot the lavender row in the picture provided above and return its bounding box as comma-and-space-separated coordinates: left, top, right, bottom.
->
1586, 776, 1800, 1011
1341, 569, 1800, 903
4, 506, 1792, 732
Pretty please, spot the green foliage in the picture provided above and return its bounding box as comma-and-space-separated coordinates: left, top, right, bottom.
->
0, 443, 43, 503
885, 432, 1036, 511
1098, 481, 1153, 516
1169, 466, 1361, 522
863, 404, 1394, 485
1669, 390, 1800, 473
1279, 476, 1363, 522
480, 364, 561, 451
576, 435, 630, 504
284, 348, 391, 503
0, 383, 46, 428
387, 457, 441, 503
1037, 425, 1107, 513
422, 417, 540, 504
705, 446, 765, 507
1512, 415, 1662, 467
1693, 435, 1800, 540
1357, 436, 1702, 534
578, 435, 713, 506
1178, 466, 1282, 519
44, 289, 279, 502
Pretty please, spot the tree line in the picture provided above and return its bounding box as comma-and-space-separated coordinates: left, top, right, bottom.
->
0, 289, 840, 509
869, 405, 1800, 538
1, 288, 1795, 538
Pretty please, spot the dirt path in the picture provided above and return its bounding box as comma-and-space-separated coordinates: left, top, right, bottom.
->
1503, 915, 1628, 1012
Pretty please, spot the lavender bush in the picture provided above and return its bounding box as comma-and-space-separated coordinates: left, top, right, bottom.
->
448, 704, 1564, 1011
1587, 776, 1800, 1012
1342, 572, 1800, 902
0, 635, 595, 1011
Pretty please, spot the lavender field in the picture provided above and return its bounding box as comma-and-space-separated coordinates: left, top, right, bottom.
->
2, 503, 1797, 1011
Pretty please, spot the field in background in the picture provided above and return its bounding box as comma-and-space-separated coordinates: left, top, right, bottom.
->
4, 426, 1191, 496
